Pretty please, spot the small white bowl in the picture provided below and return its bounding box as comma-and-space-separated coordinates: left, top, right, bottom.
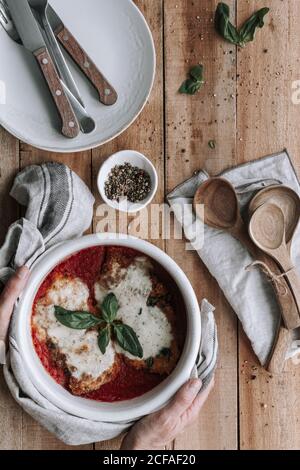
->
97, 150, 158, 213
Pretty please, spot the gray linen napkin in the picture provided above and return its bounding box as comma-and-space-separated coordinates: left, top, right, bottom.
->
167, 150, 300, 366
0, 162, 217, 446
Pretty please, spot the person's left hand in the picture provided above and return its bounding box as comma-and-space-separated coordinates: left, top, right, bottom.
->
0, 267, 30, 363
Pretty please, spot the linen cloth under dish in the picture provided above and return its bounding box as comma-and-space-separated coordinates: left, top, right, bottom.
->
167, 150, 300, 366
0, 162, 217, 445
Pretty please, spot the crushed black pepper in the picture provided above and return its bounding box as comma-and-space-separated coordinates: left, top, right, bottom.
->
104, 162, 152, 203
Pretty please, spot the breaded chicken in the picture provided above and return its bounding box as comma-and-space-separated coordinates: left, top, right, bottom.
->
69, 355, 121, 396
33, 274, 118, 395
95, 247, 181, 376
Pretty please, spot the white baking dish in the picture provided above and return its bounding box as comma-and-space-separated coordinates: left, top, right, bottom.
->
14, 233, 201, 422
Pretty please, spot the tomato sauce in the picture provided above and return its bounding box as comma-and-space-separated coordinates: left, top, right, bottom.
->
86, 357, 165, 402
32, 246, 166, 402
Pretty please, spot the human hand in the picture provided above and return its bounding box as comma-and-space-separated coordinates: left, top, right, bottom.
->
0, 267, 30, 364
121, 377, 214, 450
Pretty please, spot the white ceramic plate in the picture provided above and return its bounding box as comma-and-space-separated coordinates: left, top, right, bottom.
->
0, 0, 155, 152
14, 234, 201, 422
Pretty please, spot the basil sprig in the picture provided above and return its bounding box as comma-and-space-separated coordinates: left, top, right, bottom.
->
54, 293, 143, 359
215, 3, 269, 48
179, 64, 204, 95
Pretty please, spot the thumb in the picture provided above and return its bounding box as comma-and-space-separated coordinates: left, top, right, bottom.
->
0, 266, 30, 339
163, 379, 202, 417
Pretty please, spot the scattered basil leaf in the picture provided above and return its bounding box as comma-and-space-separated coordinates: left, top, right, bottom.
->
215, 3, 240, 46
98, 326, 111, 354
179, 78, 202, 95
113, 323, 143, 358
145, 357, 154, 368
101, 293, 119, 323
238, 8, 270, 47
215, 3, 269, 48
208, 140, 216, 149
159, 347, 171, 360
189, 64, 204, 81
54, 306, 102, 330
179, 65, 204, 95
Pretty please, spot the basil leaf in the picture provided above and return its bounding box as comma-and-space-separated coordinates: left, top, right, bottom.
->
54, 306, 102, 330
113, 323, 143, 358
215, 3, 269, 48
238, 8, 269, 47
179, 77, 203, 95
98, 326, 111, 354
215, 2, 240, 45
179, 64, 204, 95
159, 347, 171, 360
147, 296, 160, 307
101, 293, 119, 323
189, 64, 204, 81
145, 357, 154, 368
147, 293, 172, 307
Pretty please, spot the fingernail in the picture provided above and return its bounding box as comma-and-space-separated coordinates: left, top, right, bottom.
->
189, 379, 202, 392
16, 266, 29, 280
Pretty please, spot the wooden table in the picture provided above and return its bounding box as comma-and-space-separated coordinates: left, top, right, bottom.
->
1, 0, 300, 450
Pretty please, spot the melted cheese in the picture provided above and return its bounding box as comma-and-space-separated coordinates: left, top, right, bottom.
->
33, 277, 115, 380
94, 258, 173, 360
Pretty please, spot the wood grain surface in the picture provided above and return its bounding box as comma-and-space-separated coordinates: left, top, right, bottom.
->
1, 0, 300, 450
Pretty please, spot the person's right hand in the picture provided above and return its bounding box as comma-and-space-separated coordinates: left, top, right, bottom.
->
121, 377, 214, 450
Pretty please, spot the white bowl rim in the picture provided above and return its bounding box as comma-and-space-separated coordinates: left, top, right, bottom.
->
97, 150, 158, 213
14, 233, 201, 422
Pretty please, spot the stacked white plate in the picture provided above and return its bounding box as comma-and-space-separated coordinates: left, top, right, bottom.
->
0, 0, 156, 152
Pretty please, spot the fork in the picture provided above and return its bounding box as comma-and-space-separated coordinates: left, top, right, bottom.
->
0, 0, 95, 134
0, 0, 20, 43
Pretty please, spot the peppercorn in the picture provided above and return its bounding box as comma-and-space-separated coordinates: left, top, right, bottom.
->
104, 162, 152, 203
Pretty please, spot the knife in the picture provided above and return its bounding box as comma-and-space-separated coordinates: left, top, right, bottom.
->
5, 0, 80, 138
47, 5, 118, 106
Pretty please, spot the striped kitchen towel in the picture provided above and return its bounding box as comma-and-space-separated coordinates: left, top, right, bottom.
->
0, 162, 94, 283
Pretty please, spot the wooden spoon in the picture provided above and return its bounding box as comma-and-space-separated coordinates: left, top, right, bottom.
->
249, 185, 300, 255
194, 178, 299, 328
249, 202, 300, 316
193, 177, 252, 246
194, 178, 297, 372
